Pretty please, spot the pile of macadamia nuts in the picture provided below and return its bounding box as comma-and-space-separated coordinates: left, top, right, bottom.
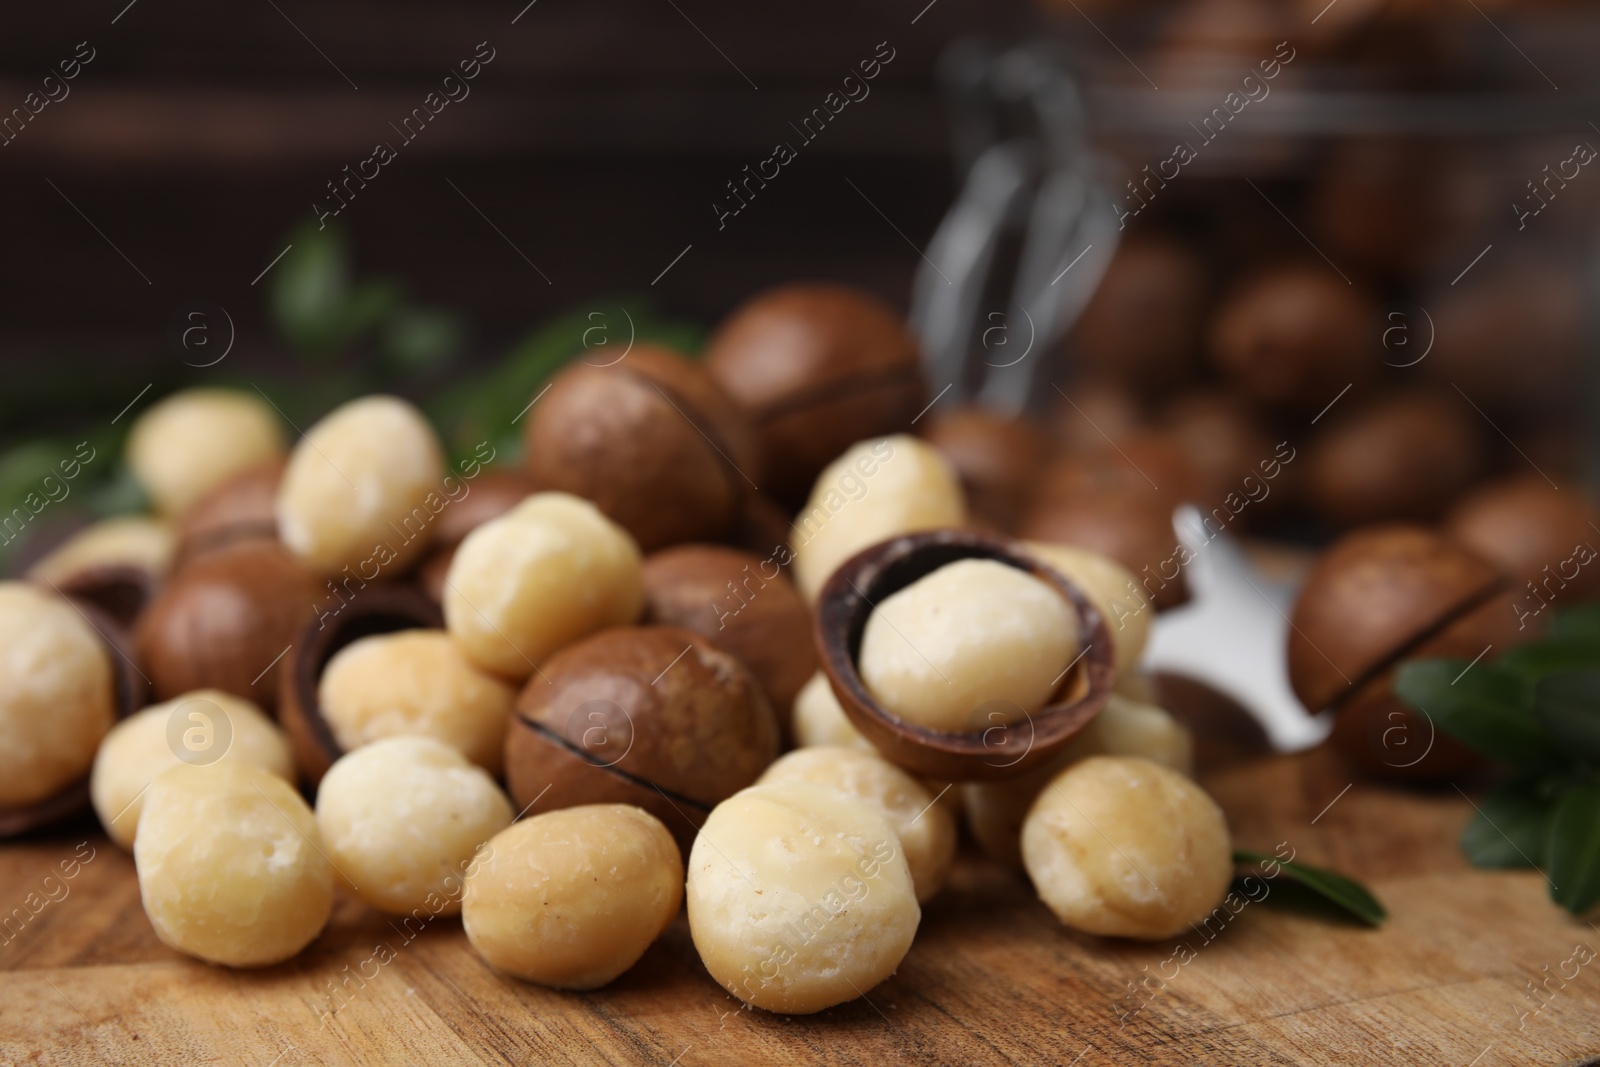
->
0, 281, 1258, 1017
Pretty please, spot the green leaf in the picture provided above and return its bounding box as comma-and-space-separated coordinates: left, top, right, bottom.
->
269, 222, 351, 357
1393, 659, 1556, 766
1233, 850, 1386, 927
381, 307, 464, 373
1459, 777, 1552, 869
1533, 669, 1600, 762
1500, 642, 1600, 685
1545, 784, 1600, 916
1552, 604, 1600, 646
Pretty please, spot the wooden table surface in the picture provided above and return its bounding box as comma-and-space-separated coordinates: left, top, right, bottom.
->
3, 746, 1598, 1066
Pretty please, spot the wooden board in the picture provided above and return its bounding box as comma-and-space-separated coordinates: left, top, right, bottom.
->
2, 747, 1598, 1067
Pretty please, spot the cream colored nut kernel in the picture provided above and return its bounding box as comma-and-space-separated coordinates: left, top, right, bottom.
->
319, 629, 515, 774
316, 736, 512, 915
859, 558, 1078, 732
444, 492, 644, 679
1021, 755, 1231, 940
135, 763, 333, 967
127, 388, 286, 517
792, 671, 873, 751
687, 780, 920, 1014
758, 747, 955, 904
1025, 541, 1151, 674
91, 689, 293, 849
963, 695, 1194, 868
0, 582, 115, 808
793, 436, 967, 601
276, 395, 445, 576
29, 516, 175, 585
462, 804, 681, 989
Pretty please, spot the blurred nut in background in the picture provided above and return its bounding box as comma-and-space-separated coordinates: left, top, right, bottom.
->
318, 629, 516, 775
134, 763, 332, 968
1306, 390, 1486, 526
316, 736, 513, 915
505, 626, 779, 850
1022, 755, 1231, 940
173, 459, 284, 565
91, 689, 293, 849
126, 388, 285, 517
0, 582, 117, 809
923, 407, 1051, 532
276, 395, 446, 576
706, 284, 926, 506
523, 346, 761, 552
1022, 487, 1189, 611
135, 539, 319, 706
28, 515, 174, 626
1444, 476, 1600, 602
1069, 235, 1208, 398
443, 492, 644, 680
1159, 392, 1284, 523
792, 435, 967, 602
464, 805, 682, 990
641, 544, 814, 734
1209, 265, 1377, 413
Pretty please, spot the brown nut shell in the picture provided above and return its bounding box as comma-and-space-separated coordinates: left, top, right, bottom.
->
814, 529, 1114, 781
523, 346, 760, 552
1306, 391, 1485, 527
0, 598, 145, 837
1069, 235, 1208, 397
1327, 588, 1534, 782
506, 626, 779, 851
1444, 476, 1600, 600
276, 584, 444, 786
923, 407, 1051, 533
135, 539, 320, 707
49, 564, 160, 631
1020, 488, 1189, 611
705, 284, 925, 505
1287, 525, 1503, 715
174, 459, 285, 566
641, 545, 815, 734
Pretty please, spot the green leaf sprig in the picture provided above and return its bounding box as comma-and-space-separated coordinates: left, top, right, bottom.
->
1232, 850, 1387, 927
1395, 603, 1600, 917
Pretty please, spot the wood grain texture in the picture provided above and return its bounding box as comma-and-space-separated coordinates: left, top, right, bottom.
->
2, 748, 1598, 1066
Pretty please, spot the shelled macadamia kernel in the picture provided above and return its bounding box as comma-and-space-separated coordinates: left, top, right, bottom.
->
444, 492, 644, 679
1022, 756, 1231, 940
29, 516, 176, 586
687, 780, 920, 1014
276, 395, 446, 576
1025, 541, 1152, 675
91, 689, 294, 848
135, 763, 334, 967
316, 737, 512, 915
791, 671, 872, 751
0, 582, 116, 809
858, 558, 1079, 733
758, 747, 956, 903
318, 629, 515, 774
127, 388, 286, 517
792, 435, 966, 601
463, 805, 682, 989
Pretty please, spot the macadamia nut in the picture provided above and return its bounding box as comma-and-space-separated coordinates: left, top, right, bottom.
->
319, 629, 515, 774
444, 492, 644, 679
30, 516, 175, 585
859, 559, 1078, 732
759, 747, 955, 903
0, 582, 115, 808
127, 388, 286, 517
277, 395, 445, 576
1021, 756, 1231, 940
134, 763, 334, 967
792, 436, 966, 601
1025, 541, 1151, 674
463, 805, 682, 989
91, 689, 294, 849
792, 671, 872, 751
964, 696, 1194, 868
316, 737, 512, 915
687, 780, 920, 1014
